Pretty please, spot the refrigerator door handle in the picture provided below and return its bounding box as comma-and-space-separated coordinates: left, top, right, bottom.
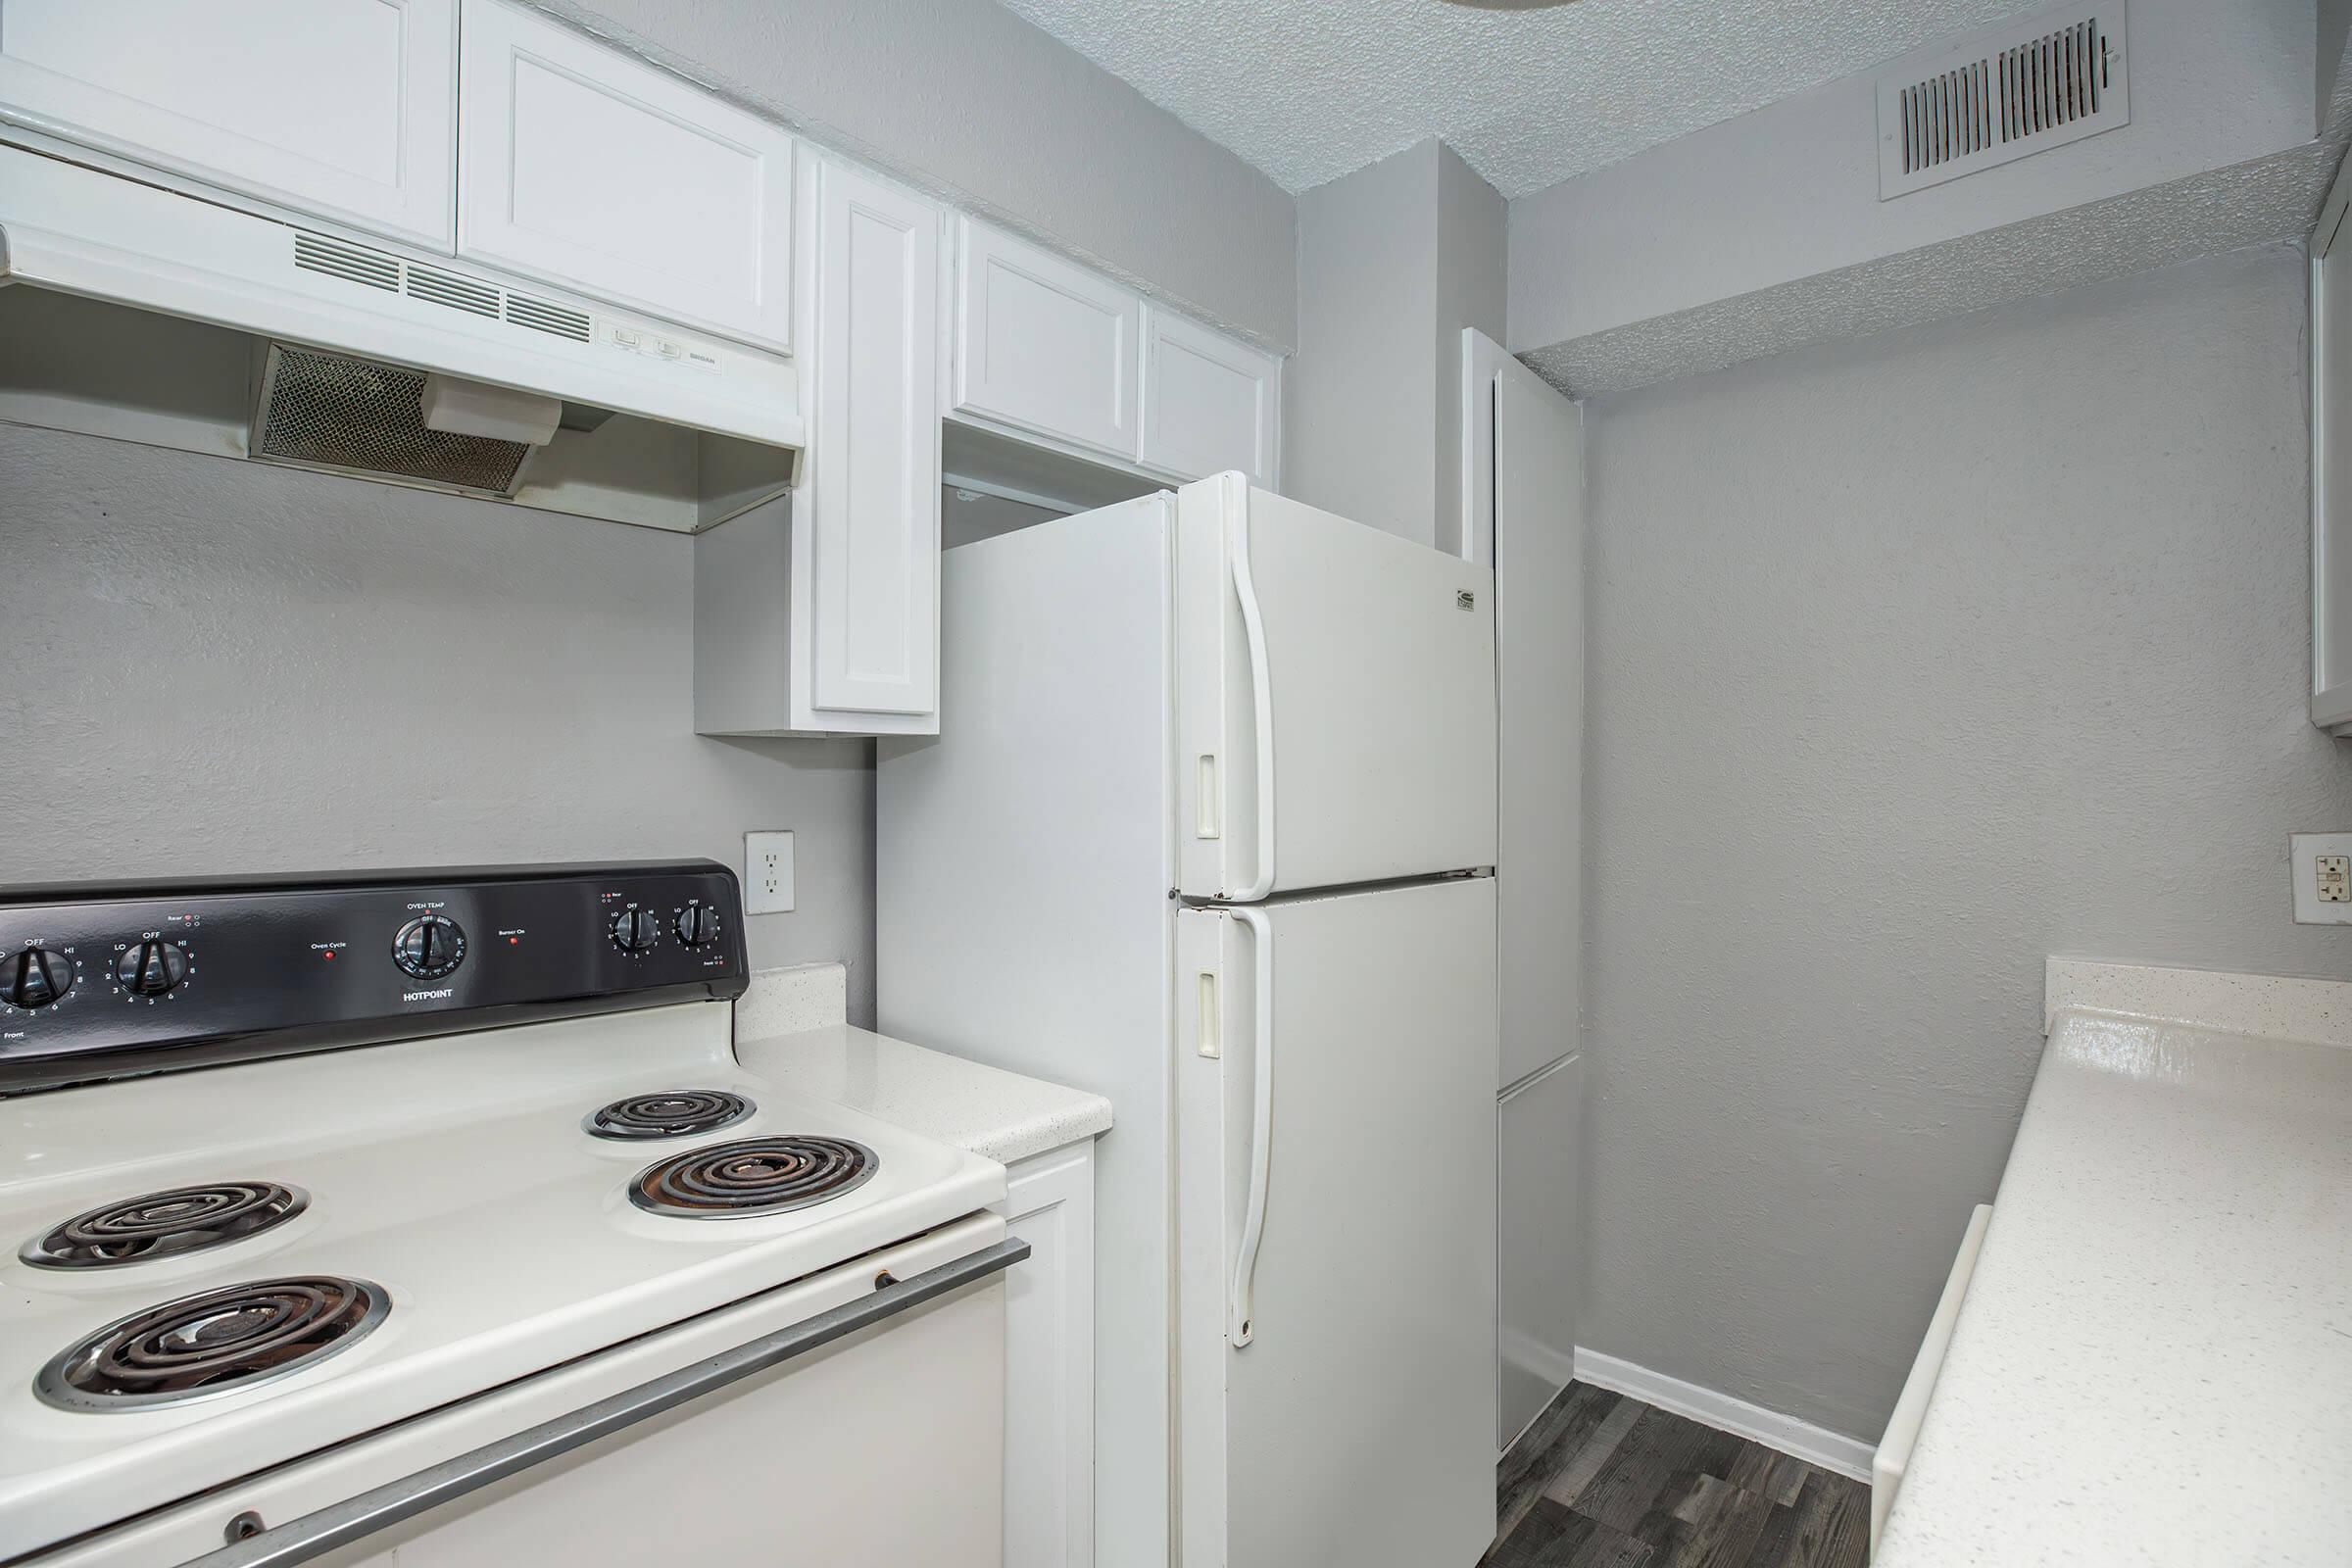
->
1229, 485, 1277, 900
1229, 906, 1274, 1348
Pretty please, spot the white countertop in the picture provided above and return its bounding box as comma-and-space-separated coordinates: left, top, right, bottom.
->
1877, 968, 2352, 1567
736, 1024, 1112, 1165
730, 963, 1111, 1165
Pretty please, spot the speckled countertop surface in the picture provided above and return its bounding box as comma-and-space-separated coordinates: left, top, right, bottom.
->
737, 1024, 1112, 1165
730, 963, 1111, 1166
1875, 1004, 2352, 1566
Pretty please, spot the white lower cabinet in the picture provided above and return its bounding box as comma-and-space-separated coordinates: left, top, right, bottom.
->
995, 1143, 1097, 1568
1872, 1202, 1992, 1555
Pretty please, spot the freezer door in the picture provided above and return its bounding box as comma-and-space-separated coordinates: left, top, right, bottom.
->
1175, 474, 1498, 899
1175, 877, 1498, 1567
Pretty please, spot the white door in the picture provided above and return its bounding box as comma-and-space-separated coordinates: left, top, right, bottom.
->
1174, 877, 1498, 1568
1175, 474, 1498, 900
952, 217, 1139, 460
1498, 1054, 1581, 1449
0, 0, 456, 248
457, 0, 794, 350
802, 156, 940, 724
1139, 306, 1281, 487
1492, 353, 1584, 1087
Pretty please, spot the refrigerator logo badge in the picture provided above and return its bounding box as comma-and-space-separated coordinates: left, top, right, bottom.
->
1456, 590, 1475, 611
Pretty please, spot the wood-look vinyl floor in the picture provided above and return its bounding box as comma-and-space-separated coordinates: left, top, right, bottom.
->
1484, 1383, 1870, 1568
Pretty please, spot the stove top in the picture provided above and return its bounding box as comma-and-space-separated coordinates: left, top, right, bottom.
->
0, 1001, 1003, 1557
35, 1275, 389, 1412
585, 1088, 757, 1141
21, 1181, 310, 1270
629, 1134, 878, 1217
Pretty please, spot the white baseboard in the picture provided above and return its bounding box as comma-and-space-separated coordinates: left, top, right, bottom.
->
1571, 1348, 1876, 1483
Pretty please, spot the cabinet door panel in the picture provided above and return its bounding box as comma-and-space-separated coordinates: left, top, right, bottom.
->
954, 217, 1138, 459
0, 0, 455, 247
999, 1148, 1097, 1568
808, 160, 940, 720
1140, 306, 1280, 487
458, 0, 792, 350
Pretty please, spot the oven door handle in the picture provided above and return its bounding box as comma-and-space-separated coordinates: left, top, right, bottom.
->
191, 1236, 1031, 1568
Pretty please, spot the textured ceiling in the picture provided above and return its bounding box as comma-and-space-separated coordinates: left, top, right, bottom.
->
996, 0, 2044, 197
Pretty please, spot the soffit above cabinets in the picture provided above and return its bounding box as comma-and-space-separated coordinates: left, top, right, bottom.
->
993, 0, 2034, 197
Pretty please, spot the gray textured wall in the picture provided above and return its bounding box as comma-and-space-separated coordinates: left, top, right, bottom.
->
525, 0, 1298, 350
1287, 143, 1440, 542
0, 426, 877, 1020
1576, 241, 2352, 1442
1287, 138, 1504, 552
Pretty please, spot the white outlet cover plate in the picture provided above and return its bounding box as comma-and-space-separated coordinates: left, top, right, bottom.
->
746, 830, 796, 915
2287, 833, 2352, 924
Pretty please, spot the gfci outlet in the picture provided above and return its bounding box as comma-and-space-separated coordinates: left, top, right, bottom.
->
2287, 833, 2352, 924
745, 831, 795, 914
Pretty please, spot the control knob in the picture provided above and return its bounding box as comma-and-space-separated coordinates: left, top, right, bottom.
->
115, 939, 190, 997
673, 904, 721, 950
2, 948, 74, 1009
610, 907, 661, 954
393, 915, 466, 980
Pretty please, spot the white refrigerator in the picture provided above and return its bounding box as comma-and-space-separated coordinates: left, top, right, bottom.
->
879, 472, 1499, 1567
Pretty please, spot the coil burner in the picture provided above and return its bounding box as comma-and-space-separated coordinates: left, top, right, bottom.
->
36, 1276, 389, 1411
585, 1091, 755, 1141
22, 1183, 309, 1270
629, 1136, 877, 1219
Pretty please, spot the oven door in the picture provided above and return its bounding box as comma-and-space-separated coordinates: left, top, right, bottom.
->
30, 1213, 1015, 1568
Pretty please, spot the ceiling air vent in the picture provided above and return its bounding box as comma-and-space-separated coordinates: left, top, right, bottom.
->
406, 264, 501, 318
292, 231, 400, 293
506, 293, 593, 343
1877, 1, 2127, 199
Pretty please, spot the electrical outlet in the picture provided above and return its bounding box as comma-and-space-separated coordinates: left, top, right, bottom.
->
745, 831, 795, 914
2288, 833, 2352, 923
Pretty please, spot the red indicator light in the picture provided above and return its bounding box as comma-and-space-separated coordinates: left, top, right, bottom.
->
509, 937, 519, 945
323, 951, 335, 960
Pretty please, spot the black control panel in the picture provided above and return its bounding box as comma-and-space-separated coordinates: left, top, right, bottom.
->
0, 862, 748, 1094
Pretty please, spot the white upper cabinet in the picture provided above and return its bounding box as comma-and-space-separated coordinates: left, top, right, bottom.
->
0, 0, 457, 248
806, 155, 940, 724
953, 217, 1139, 460
457, 0, 794, 352
1140, 305, 1280, 488
692, 153, 940, 740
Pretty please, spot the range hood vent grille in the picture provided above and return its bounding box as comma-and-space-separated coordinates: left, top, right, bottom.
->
288, 229, 597, 346
506, 293, 593, 342
1878, 2, 2127, 198
406, 264, 501, 318
251, 344, 534, 496
293, 231, 399, 293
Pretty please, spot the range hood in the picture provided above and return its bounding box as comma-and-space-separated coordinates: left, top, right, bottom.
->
0, 144, 801, 528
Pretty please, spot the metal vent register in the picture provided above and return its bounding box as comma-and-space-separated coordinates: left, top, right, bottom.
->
1877, 2, 2127, 198
251, 345, 536, 496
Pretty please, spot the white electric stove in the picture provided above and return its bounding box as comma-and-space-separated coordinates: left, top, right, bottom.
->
0, 863, 1016, 1568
